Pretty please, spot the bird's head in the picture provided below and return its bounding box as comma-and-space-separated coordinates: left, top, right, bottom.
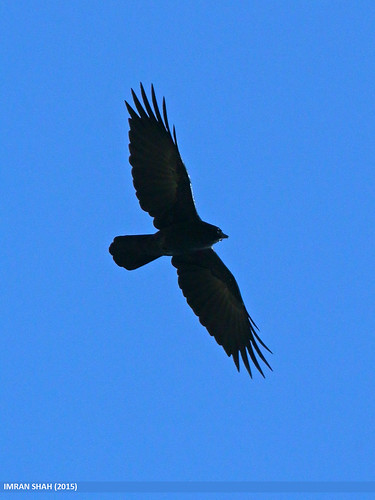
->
203, 222, 228, 244
216, 226, 229, 241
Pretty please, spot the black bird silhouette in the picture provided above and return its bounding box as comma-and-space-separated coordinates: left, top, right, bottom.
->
109, 84, 272, 377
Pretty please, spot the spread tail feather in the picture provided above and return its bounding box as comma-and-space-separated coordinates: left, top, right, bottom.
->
109, 234, 162, 270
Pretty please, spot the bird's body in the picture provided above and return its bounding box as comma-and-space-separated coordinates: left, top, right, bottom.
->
156, 220, 228, 255
109, 84, 272, 377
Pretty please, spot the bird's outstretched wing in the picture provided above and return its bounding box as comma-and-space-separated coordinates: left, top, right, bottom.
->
125, 84, 200, 229
172, 249, 272, 377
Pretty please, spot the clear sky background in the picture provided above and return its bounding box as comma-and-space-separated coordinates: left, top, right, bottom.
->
2, 1, 375, 498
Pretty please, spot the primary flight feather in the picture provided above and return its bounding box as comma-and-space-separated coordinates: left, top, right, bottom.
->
109, 84, 272, 377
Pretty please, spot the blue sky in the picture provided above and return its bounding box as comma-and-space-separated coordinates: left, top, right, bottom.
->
2, 1, 375, 498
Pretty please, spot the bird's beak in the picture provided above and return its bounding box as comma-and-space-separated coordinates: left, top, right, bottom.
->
221, 233, 229, 239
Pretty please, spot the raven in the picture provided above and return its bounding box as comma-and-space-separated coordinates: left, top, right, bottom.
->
109, 84, 272, 377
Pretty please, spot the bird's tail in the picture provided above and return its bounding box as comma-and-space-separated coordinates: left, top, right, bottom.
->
109, 234, 162, 270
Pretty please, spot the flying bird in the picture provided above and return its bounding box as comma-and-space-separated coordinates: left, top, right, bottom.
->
109, 84, 272, 377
